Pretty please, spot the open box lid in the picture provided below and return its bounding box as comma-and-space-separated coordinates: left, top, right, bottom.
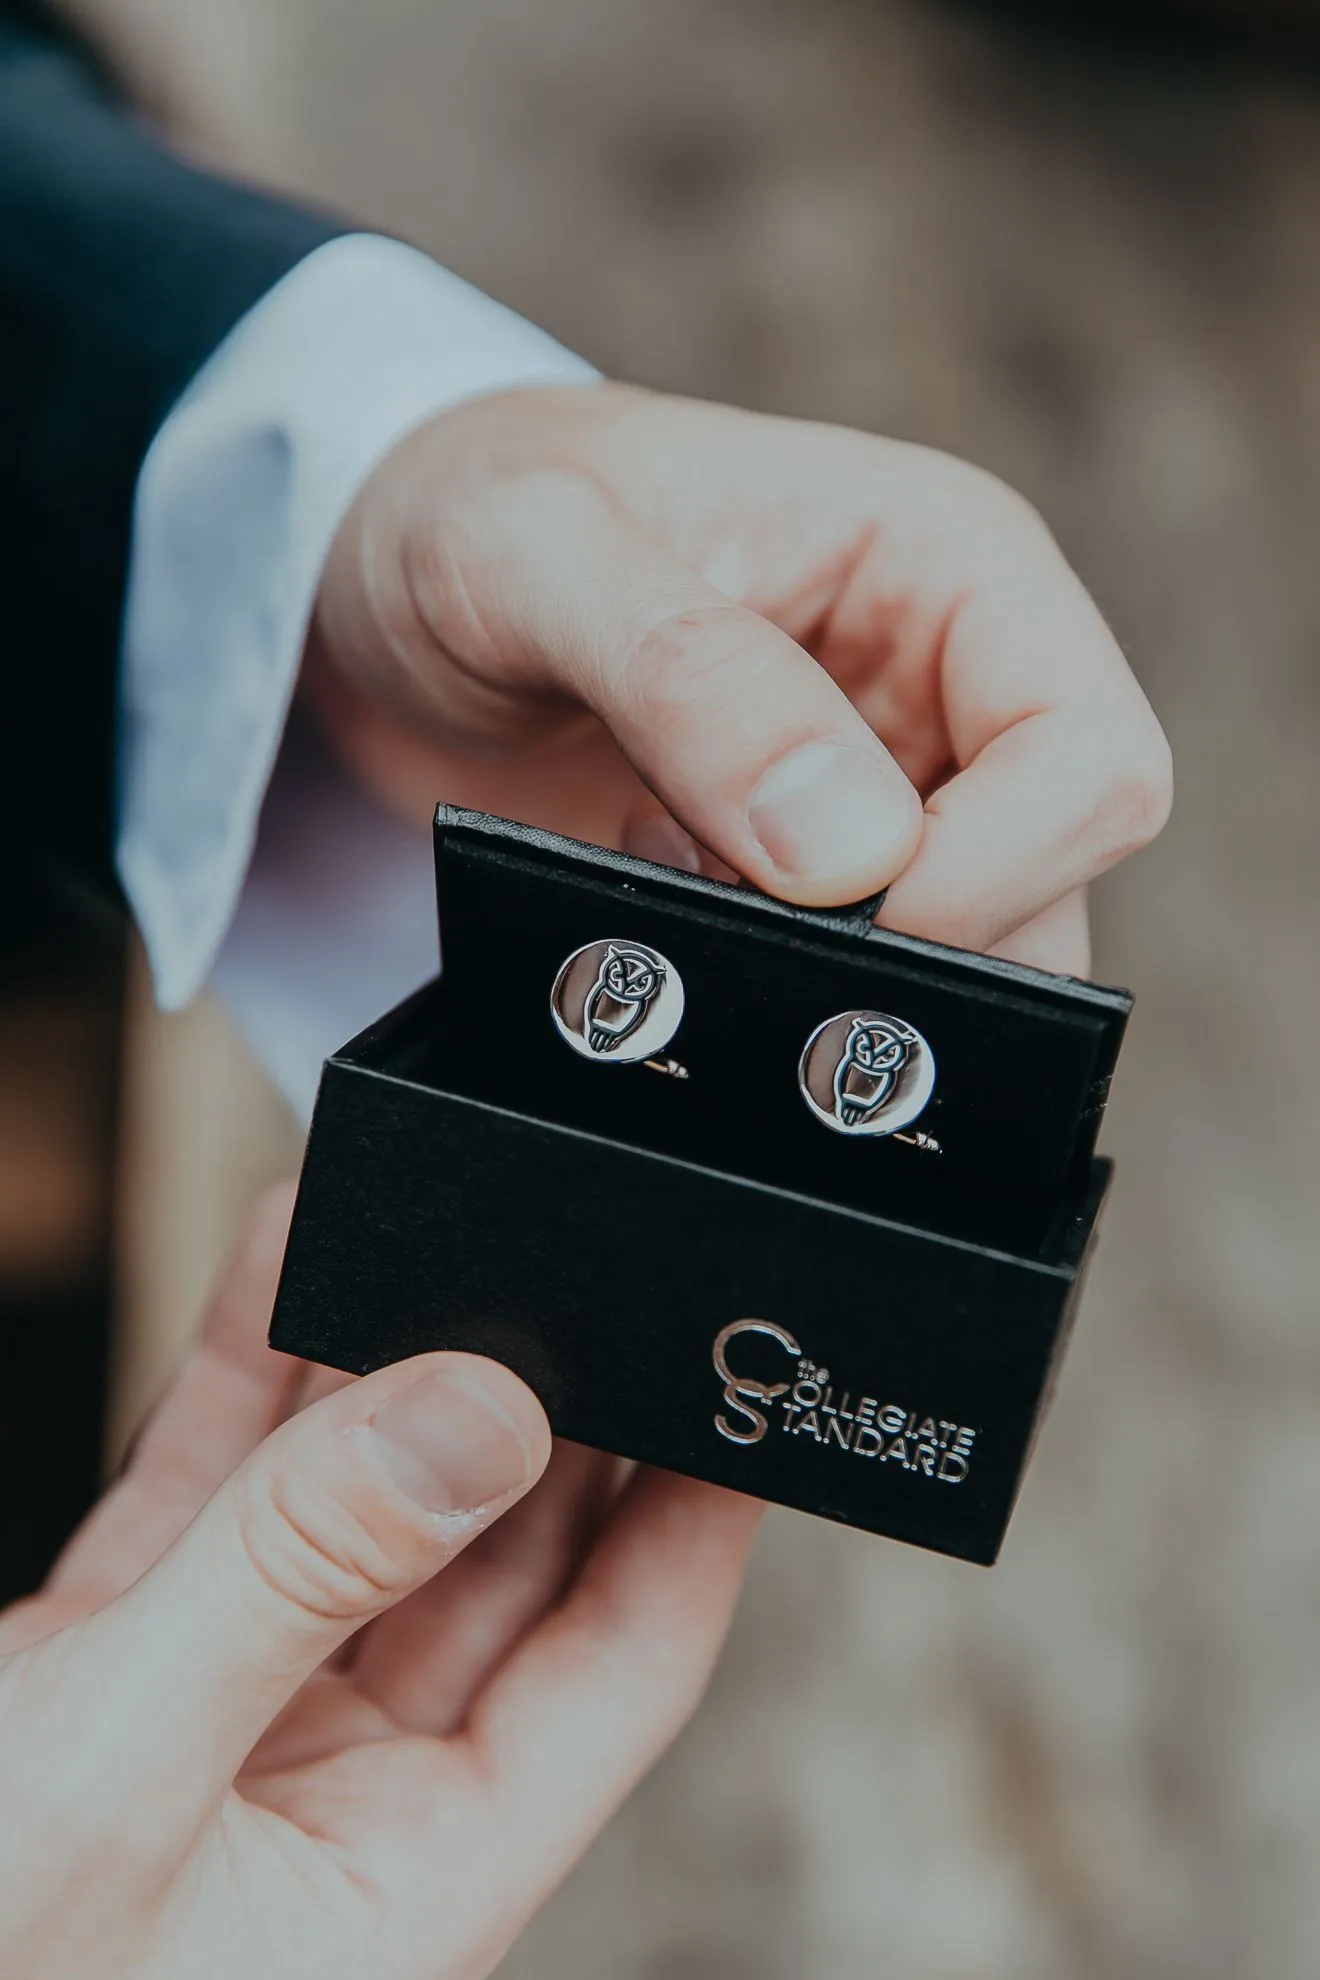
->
425, 806, 1131, 1227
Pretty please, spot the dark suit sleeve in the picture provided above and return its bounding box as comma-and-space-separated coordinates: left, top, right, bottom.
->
0, 4, 348, 885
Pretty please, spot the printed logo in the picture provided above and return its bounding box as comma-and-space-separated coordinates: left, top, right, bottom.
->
584, 945, 665, 1055
798, 1009, 936, 1139
712, 1319, 802, 1444
550, 936, 684, 1065
711, 1319, 977, 1483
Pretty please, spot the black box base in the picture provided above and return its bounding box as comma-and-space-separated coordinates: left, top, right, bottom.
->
272, 807, 1129, 1567
273, 981, 1111, 1566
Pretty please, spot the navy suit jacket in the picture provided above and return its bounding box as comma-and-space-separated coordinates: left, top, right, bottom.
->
0, 2, 346, 883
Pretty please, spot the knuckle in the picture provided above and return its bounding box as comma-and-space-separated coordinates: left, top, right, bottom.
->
399, 517, 467, 646
402, 464, 610, 664
235, 1467, 406, 1627
644, 1631, 716, 1726
618, 602, 760, 722
973, 464, 1044, 531
1094, 719, 1175, 858
926, 452, 1052, 546
562, 1584, 718, 1729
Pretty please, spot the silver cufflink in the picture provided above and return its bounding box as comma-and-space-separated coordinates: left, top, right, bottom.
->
798, 1010, 938, 1147
551, 938, 685, 1069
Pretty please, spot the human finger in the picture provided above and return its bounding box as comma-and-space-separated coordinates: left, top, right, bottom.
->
351, 1441, 619, 1735
987, 887, 1091, 976
47, 1353, 550, 1840
869, 472, 1171, 950
336, 443, 924, 905
468, 1471, 761, 1895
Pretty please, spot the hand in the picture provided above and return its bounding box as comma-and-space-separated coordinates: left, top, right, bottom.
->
306, 384, 1172, 975
0, 1187, 760, 1980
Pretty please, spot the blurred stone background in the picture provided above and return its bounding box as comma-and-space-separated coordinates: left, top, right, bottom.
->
6, 0, 1320, 1973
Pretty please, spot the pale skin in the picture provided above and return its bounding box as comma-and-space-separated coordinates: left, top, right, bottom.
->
0, 1186, 762, 1979
306, 382, 1173, 974
0, 383, 1171, 1977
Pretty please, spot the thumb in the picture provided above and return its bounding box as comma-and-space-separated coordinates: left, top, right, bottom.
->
60, 1353, 550, 1833
410, 466, 924, 904
542, 494, 921, 902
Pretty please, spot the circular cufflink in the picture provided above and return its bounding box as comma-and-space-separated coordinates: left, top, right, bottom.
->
798, 1010, 936, 1139
550, 938, 684, 1065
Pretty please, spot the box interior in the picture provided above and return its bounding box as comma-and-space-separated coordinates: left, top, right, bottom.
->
333, 978, 1111, 1273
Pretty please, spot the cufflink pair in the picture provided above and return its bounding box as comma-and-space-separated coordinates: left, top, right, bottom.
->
550, 936, 937, 1145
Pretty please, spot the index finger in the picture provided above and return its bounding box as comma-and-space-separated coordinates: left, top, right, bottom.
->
870, 462, 1172, 955
464, 1470, 761, 1894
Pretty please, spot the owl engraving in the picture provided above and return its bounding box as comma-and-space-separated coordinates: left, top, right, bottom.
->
832, 1017, 913, 1128
584, 945, 665, 1054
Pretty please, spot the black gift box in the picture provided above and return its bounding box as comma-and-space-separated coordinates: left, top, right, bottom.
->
271, 806, 1131, 1565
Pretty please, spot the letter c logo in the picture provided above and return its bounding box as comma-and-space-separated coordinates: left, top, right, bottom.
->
712, 1319, 801, 1446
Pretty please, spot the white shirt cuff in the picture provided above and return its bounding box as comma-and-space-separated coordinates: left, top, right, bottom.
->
117, 232, 599, 1097
209, 714, 440, 1123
